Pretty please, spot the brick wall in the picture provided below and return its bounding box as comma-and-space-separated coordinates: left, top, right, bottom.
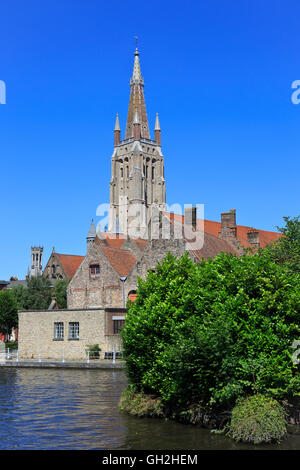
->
18, 308, 126, 360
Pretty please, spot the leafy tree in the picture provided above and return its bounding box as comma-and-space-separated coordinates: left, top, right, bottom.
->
122, 252, 300, 409
11, 276, 52, 310
10, 284, 29, 311
53, 278, 70, 309
0, 290, 18, 339
264, 216, 300, 274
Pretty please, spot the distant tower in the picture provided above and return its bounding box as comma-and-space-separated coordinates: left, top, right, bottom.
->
109, 47, 166, 237
31, 246, 43, 277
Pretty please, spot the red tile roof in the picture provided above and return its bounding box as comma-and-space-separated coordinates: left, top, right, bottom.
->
56, 254, 84, 278
191, 232, 238, 260
164, 213, 282, 249
99, 245, 137, 277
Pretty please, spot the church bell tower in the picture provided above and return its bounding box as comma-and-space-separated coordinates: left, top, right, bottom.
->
108, 47, 166, 237
31, 246, 43, 277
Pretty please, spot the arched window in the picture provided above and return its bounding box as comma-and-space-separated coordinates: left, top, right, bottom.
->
52, 265, 56, 274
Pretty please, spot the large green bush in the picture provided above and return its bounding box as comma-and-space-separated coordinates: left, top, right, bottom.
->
122, 252, 300, 409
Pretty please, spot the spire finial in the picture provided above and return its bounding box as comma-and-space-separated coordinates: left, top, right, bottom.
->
155, 113, 160, 131
134, 35, 138, 52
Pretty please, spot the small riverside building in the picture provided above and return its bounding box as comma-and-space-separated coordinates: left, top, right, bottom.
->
18, 307, 126, 361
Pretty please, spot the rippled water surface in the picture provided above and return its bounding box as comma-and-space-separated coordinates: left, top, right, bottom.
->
0, 368, 299, 450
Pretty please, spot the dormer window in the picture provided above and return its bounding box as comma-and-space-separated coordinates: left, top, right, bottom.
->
90, 264, 100, 277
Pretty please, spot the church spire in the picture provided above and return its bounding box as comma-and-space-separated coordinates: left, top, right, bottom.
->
125, 47, 150, 140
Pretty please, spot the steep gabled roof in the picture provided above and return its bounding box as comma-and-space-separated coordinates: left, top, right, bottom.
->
99, 245, 136, 277
56, 254, 84, 278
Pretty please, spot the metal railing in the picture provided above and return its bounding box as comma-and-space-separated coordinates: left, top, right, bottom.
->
0, 348, 19, 362
0, 346, 123, 365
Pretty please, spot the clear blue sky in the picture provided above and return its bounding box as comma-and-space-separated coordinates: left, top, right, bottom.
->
0, 0, 299, 280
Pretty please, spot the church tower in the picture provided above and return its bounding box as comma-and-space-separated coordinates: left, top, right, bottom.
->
31, 246, 43, 277
109, 47, 166, 238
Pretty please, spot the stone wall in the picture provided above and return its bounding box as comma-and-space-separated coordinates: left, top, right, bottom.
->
18, 308, 126, 361
67, 242, 123, 309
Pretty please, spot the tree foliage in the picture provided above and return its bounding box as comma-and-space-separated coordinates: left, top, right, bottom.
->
0, 290, 18, 337
264, 215, 300, 274
11, 276, 52, 310
53, 278, 70, 309
122, 252, 300, 409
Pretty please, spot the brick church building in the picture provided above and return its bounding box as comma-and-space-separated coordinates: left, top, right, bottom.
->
18, 47, 282, 360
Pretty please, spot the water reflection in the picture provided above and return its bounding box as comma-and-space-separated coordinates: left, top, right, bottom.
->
0, 368, 298, 450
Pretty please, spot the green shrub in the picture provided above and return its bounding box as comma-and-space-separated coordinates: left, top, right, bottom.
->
122, 252, 300, 408
86, 344, 101, 358
228, 395, 287, 444
119, 388, 164, 418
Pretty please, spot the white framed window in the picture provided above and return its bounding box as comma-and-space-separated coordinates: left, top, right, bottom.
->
54, 322, 64, 340
69, 322, 79, 340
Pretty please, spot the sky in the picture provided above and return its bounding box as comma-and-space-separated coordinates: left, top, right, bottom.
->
0, 0, 299, 280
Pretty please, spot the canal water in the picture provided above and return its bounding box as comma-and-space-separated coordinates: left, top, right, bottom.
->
0, 368, 298, 450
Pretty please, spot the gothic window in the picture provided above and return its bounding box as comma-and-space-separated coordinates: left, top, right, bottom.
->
90, 264, 100, 277
52, 265, 56, 274
127, 166, 129, 177
121, 167, 123, 178
152, 166, 155, 180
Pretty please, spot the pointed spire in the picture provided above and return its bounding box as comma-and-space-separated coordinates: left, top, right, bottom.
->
155, 113, 161, 146
125, 48, 150, 140
132, 48, 143, 83
155, 113, 160, 130
87, 219, 96, 239
86, 219, 96, 250
114, 113, 121, 146
114, 113, 120, 131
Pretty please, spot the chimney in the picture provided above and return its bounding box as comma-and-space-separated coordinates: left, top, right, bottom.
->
221, 209, 236, 233
219, 209, 240, 249
247, 229, 260, 248
184, 206, 197, 231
